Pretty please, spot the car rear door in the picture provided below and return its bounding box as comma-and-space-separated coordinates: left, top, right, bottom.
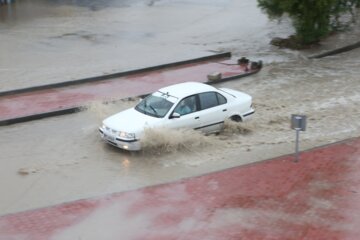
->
195, 92, 228, 133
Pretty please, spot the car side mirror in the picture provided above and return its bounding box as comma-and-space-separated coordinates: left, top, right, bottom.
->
170, 112, 180, 119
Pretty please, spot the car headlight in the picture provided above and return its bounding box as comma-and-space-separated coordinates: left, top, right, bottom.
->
118, 131, 135, 140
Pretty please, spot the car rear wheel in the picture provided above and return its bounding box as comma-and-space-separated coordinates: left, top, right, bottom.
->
230, 115, 242, 122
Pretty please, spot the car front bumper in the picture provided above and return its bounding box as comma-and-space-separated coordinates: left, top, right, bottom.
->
99, 127, 141, 151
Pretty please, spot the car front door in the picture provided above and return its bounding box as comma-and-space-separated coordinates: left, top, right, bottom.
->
163, 95, 201, 130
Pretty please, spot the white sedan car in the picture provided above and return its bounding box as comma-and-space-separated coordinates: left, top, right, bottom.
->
99, 82, 254, 151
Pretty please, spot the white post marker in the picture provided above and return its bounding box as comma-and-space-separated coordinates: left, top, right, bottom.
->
291, 114, 307, 162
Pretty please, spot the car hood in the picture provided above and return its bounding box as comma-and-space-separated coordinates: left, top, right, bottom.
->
103, 108, 162, 134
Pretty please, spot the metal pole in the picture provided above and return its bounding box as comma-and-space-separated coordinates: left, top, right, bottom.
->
294, 129, 300, 162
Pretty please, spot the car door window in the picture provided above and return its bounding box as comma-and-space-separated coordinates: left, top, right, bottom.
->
217, 93, 227, 105
199, 92, 219, 110
174, 95, 197, 116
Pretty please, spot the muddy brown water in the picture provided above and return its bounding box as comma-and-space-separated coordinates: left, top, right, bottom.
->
0, 0, 360, 215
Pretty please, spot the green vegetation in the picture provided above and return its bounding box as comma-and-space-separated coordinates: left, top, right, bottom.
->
258, 0, 360, 47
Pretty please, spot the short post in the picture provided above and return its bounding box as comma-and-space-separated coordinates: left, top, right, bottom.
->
291, 114, 307, 162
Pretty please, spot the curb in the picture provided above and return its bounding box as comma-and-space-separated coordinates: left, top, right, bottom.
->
0, 107, 80, 126
206, 69, 260, 85
309, 41, 360, 59
0, 52, 231, 97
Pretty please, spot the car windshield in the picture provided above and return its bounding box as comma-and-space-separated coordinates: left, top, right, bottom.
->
135, 93, 174, 118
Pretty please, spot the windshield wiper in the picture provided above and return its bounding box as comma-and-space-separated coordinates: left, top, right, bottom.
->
143, 99, 149, 115
149, 105, 158, 116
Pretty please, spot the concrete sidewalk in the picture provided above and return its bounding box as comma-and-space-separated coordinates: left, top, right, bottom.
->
0, 55, 260, 125
1, 137, 359, 240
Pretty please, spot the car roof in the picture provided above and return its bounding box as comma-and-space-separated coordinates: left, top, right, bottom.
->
158, 82, 217, 99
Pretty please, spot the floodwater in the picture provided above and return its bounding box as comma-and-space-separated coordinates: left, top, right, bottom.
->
0, 0, 293, 92
0, 0, 360, 215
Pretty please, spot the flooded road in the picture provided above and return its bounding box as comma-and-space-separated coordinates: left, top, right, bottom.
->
0, 0, 360, 215
0, 0, 292, 92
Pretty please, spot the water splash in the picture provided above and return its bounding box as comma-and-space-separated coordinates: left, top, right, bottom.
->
140, 127, 213, 154
221, 119, 253, 136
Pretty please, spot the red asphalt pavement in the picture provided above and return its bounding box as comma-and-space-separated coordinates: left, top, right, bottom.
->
1, 137, 359, 240
0, 58, 254, 123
